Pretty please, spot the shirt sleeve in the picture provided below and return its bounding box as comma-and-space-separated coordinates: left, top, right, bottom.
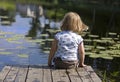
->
54, 32, 60, 40
78, 35, 83, 44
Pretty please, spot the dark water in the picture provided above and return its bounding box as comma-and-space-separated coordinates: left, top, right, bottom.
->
0, 2, 120, 82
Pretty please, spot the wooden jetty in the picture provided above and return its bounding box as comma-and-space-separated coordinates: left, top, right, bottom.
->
0, 65, 102, 82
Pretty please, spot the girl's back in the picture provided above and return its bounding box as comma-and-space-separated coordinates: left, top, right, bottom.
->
54, 31, 83, 61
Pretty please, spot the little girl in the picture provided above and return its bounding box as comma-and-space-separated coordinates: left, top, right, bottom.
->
48, 12, 88, 69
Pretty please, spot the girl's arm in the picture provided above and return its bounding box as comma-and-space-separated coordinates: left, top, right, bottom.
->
48, 39, 58, 67
78, 41, 86, 67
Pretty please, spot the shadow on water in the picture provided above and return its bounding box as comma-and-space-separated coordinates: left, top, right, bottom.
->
0, 1, 120, 81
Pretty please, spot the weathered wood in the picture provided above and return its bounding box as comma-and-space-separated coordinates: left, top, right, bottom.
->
43, 66, 52, 82
67, 69, 82, 82
0, 66, 11, 82
4, 66, 19, 82
14, 66, 28, 82
26, 66, 43, 82
84, 66, 101, 82
51, 69, 61, 82
77, 67, 93, 82
58, 69, 70, 82
0, 65, 102, 82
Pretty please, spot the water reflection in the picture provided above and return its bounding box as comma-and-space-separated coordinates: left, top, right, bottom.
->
0, 8, 15, 25
0, 3, 61, 71
16, 3, 43, 17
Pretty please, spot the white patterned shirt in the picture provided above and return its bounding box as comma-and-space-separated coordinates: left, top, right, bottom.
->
54, 31, 83, 61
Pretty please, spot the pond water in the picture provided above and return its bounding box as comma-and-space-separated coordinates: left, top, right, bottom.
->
0, 2, 120, 81
0, 14, 49, 69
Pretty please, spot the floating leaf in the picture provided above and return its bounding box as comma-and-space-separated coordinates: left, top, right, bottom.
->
40, 42, 45, 45
39, 34, 49, 37
100, 54, 113, 60
46, 39, 54, 41
43, 47, 51, 50
108, 32, 117, 35
96, 46, 106, 50
112, 55, 120, 57
0, 31, 13, 35
89, 54, 100, 58
46, 29, 61, 33
0, 35, 6, 38
85, 52, 94, 55
18, 54, 29, 58
88, 34, 99, 38
28, 39, 45, 43
0, 52, 12, 55
84, 39, 92, 42
101, 37, 113, 40
43, 50, 50, 54
7, 41, 23, 44
16, 46, 25, 49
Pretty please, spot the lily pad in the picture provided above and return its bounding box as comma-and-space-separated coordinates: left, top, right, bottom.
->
108, 32, 117, 35
100, 56, 113, 60
7, 41, 23, 44
0, 35, 6, 38
43, 50, 50, 54
0, 31, 13, 35
101, 37, 113, 40
85, 52, 94, 55
40, 34, 49, 37
46, 39, 54, 41
112, 55, 120, 57
46, 29, 61, 33
18, 54, 29, 58
88, 34, 99, 38
89, 54, 100, 58
43, 47, 51, 50
99, 54, 113, 60
28, 39, 45, 43
96, 46, 106, 50
0, 52, 12, 55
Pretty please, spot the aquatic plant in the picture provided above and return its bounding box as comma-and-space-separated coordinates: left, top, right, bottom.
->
0, 51, 12, 55
18, 54, 28, 58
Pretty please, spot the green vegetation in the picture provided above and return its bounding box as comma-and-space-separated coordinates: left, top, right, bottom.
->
0, 1, 15, 10
0, 51, 12, 55
18, 54, 29, 58
84, 32, 120, 60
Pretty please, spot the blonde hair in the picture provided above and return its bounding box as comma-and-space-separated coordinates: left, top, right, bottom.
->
61, 12, 88, 33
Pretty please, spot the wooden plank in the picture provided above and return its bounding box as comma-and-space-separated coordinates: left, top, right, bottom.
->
51, 69, 61, 82
67, 69, 82, 82
0, 66, 11, 82
4, 66, 19, 82
14, 66, 28, 82
58, 69, 70, 82
77, 67, 93, 82
43, 66, 52, 82
51, 68, 70, 82
26, 66, 43, 82
84, 66, 102, 82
